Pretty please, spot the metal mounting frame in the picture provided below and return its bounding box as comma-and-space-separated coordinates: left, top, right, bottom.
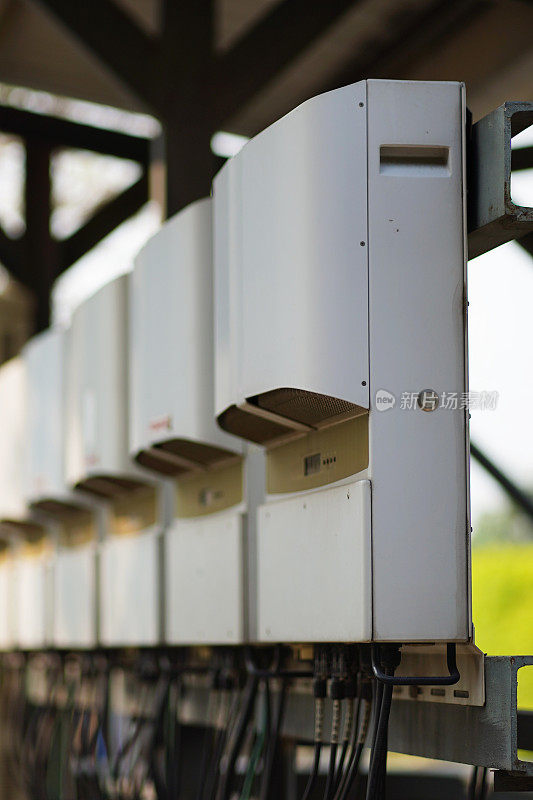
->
388, 655, 533, 775
468, 101, 533, 259
177, 654, 531, 776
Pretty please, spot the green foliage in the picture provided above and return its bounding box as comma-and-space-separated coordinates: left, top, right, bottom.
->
474, 503, 533, 547
472, 542, 533, 709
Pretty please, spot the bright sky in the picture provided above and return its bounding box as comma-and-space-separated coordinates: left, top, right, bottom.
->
468, 124, 533, 526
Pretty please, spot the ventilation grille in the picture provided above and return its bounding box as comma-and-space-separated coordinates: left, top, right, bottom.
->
218, 405, 292, 445
219, 388, 364, 446
136, 440, 240, 477
31, 499, 85, 519
136, 449, 188, 477
155, 439, 237, 468
76, 475, 148, 499
0, 520, 45, 543
251, 388, 361, 428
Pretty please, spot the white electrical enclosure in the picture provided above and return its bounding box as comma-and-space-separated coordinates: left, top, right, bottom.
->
25, 329, 66, 502
53, 540, 97, 648
0, 357, 28, 522
25, 328, 100, 648
164, 512, 244, 644
66, 275, 163, 647
258, 480, 371, 642
13, 543, 51, 649
214, 79, 470, 644
0, 551, 15, 650
130, 199, 246, 644
130, 198, 241, 473
0, 357, 54, 650
66, 275, 134, 491
0, 358, 48, 649
99, 525, 160, 647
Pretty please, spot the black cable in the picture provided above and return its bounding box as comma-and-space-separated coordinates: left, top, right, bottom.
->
196, 679, 219, 800
365, 648, 401, 800
204, 679, 238, 800
302, 740, 322, 800
343, 744, 364, 800
145, 675, 172, 800
171, 675, 184, 800
203, 723, 225, 800
324, 676, 344, 800
216, 675, 259, 800
333, 732, 349, 797
324, 743, 338, 800
333, 675, 357, 797
343, 683, 379, 800
205, 722, 228, 800
333, 705, 359, 800
245, 646, 314, 679
301, 667, 327, 800
365, 683, 391, 800
259, 678, 287, 800
371, 643, 460, 686
109, 677, 156, 794
83, 664, 111, 800
334, 741, 349, 795
335, 684, 371, 800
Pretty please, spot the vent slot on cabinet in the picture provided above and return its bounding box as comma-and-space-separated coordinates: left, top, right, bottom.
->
31, 499, 87, 519
251, 388, 361, 428
218, 405, 292, 445
0, 519, 47, 545
75, 475, 149, 499
155, 439, 239, 470
218, 388, 366, 447
136, 448, 189, 477
380, 145, 450, 176
136, 440, 240, 477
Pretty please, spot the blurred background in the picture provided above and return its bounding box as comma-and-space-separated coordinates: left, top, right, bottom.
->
0, 0, 530, 795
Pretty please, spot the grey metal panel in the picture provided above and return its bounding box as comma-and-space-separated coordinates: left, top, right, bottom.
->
367, 79, 470, 642
468, 101, 533, 259
388, 656, 533, 774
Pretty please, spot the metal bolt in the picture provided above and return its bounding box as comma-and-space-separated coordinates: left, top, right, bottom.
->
417, 389, 439, 412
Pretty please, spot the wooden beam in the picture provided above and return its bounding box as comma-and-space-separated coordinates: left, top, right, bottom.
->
317, 0, 487, 97
56, 172, 149, 276
34, 0, 216, 216
0, 104, 150, 162
213, 0, 359, 128
32, 0, 162, 112
0, 227, 26, 286
24, 137, 55, 332
164, 118, 215, 216
161, 0, 214, 67
159, 0, 216, 214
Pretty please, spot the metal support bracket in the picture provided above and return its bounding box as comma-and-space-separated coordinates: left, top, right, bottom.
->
468, 101, 533, 259
388, 655, 533, 775
391, 643, 485, 706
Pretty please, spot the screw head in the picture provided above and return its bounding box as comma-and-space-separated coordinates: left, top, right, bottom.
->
417, 389, 439, 412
